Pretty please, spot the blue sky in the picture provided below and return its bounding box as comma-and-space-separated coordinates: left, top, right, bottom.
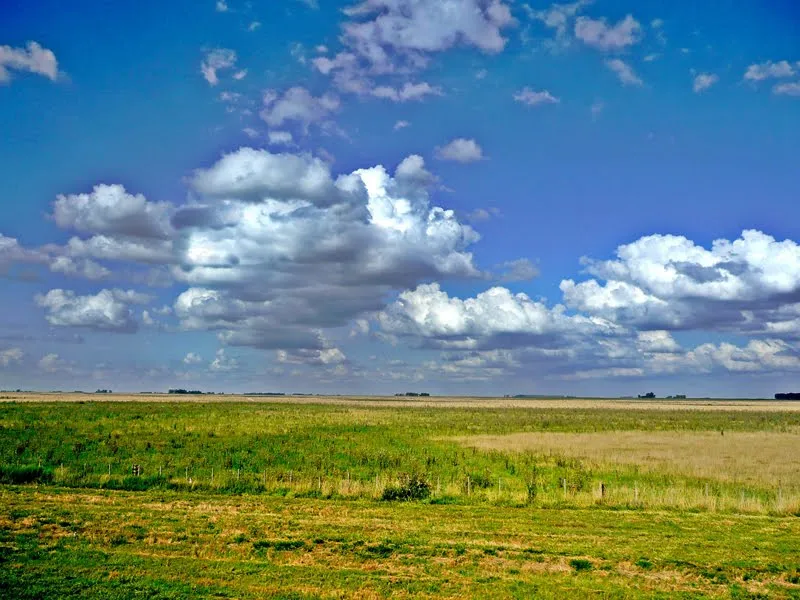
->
1, 0, 799, 396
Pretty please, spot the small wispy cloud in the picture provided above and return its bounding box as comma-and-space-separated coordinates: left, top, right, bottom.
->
513, 87, 560, 106
693, 72, 718, 93
605, 59, 643, 86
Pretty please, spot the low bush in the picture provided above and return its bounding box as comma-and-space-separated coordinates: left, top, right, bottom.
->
570, 558, 593, 572
253, 539, 306, 551
381, 474, 431, 501
0, 465, 53, 484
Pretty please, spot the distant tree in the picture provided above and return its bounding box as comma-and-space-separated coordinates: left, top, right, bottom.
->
638, 392, 656, 399
776, 392, 800, 400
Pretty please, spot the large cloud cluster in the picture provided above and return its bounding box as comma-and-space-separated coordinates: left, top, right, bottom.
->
376, 229, 800, 382
379, 282, 618, 351
170, 149, 481, 353
11, 148, 482, 358
560, 230, 800, 334
44, 185, 176, 275
7, 139, 800, 385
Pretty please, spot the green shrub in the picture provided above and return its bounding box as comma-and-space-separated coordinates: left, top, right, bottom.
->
362, 542, 394, 558
381, 474, 431, 501
0, 464, 53, 484
253, 539, 306, 551
570, 558, 593, 572
429, 494, 459, 505
100, 475, 167, 491
467, 472, 492, 489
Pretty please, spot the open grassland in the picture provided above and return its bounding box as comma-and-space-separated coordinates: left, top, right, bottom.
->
0, 395, 799, 598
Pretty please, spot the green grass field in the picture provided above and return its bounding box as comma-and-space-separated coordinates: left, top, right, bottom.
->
1, 396, 799, 598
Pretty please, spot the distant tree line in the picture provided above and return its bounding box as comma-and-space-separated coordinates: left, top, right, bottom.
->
775, 392, 800, 400
168, 389, 204, 395
394, 392, 431, 397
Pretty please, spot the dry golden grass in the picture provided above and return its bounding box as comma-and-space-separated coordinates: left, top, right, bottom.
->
456, 430, 800, 488
2, 391, 800, 411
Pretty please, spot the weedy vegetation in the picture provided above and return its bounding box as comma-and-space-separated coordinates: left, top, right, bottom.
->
0, 394, 798, 598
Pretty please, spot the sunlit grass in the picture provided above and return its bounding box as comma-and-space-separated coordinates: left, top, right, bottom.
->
1, 396, 800, 597
1, 487, 799, 598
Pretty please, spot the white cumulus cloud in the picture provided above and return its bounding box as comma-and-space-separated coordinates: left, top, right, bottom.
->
560, 230, 800, 333
53, 184, 172, 240
435, 138, 484, 163
575, 15, 641, 51
0, 348, 23, 367
743, 60, 796, 82
0, 41, 59, 83
260, 87, 340, 133
35, 288, 150, 333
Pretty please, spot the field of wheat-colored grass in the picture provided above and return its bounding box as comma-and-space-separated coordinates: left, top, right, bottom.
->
455, 430, 800, 488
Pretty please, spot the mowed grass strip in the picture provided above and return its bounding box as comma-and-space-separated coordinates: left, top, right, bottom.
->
1, 486, 799, 599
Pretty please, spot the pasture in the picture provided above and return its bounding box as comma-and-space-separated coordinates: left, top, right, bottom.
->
0, 394, 798, 598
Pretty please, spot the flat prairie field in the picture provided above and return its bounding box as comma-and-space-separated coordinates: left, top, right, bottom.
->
0, 394, 799, 598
